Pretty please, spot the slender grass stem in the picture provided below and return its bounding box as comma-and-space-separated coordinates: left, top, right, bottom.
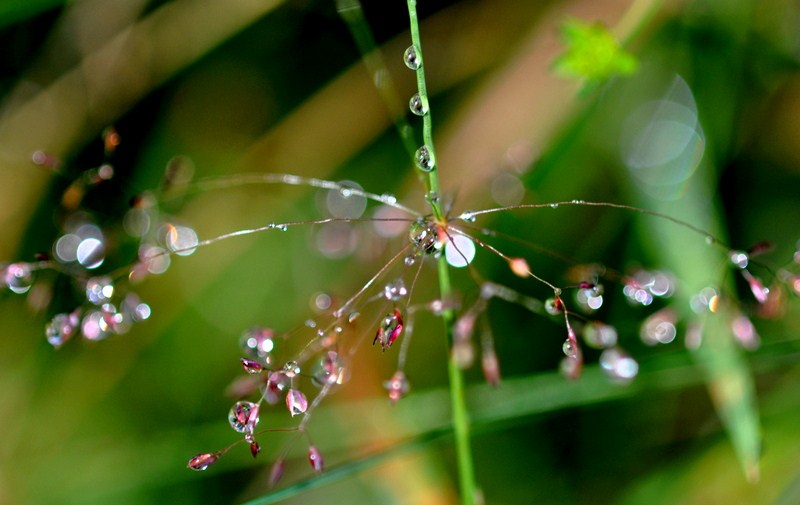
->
406, 1, 477, 503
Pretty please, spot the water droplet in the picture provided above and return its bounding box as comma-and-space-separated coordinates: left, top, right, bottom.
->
276, 224, 288, 232
380, 193, 397, 205
282, 360, 301, 378
76, 237, 105, 269
571, 199, 585, 204
729, 250, 749, 269
409, 93, 427, 116
85, 276, 114, 305
549, 203, 559, 209
327, 181, 367, 218
4, 262, 33, 294
403, 45, 421, 70
445, 234, 476, 268
228, 401, 259, 433
54, 233, 81, 262
240, 358, 264, 374
348, 311, 360, 323
562, 338, 577, 358
705, 235, 715, 245
544, 296, 564, 315
373, 309, 404, 351
640, 308, 677, 345
414, 145, 434, 172
45, 311, 80, 348
383, 279, 408, 301
286, 389, 308, 416
305, 319, 317, 328
383, 371, 410, 403
458, 211, 477, 223
81, 310, 112, 341
408, 220, 442, 255
582, 322, 618, 349
308, 445, 324, 473
139, 245, 170, 275
312, 351, 347, 387
165, 224, 199, 256
239, 327, 277, 365
404, 255, 416, 266
188, 452, 219, 471
262, 372, 289, 405
599, 347, 639, 381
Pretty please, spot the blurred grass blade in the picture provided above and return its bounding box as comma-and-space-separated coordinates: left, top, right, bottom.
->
0, 0, 70, 29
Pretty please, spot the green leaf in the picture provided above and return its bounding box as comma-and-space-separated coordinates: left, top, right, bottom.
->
552, 18, 638, 82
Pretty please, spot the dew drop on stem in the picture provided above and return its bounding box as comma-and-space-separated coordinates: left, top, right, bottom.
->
409, 93, 427, 116
415, 145, 435, 172
403, 45, 421, 70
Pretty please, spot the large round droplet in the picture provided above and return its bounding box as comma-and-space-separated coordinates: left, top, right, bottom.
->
286, 389, 308, 416
445, 234, 476, 268
581, 322, 618, 349
599, 347, 639, 381
85, 276, 114, 305
4, 262, 33, 294
409, 93, 427, 116
239, 327, 277, 365
403, 45, 421, 70
312, 351, 347, 387
414, 145, 434, 172
46, 311, 80, 348
228, 401, 259, 433
383, 279, 408, 301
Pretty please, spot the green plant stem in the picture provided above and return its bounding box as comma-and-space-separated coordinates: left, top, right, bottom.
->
407, 1, 477, 504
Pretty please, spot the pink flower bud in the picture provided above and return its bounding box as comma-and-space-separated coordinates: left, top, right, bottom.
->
308, 445, 324, 473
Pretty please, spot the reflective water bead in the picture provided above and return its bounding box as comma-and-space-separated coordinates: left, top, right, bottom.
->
228, 401, 259, 433
414, 145, 435, 172
81, 310, 112, 341
285, 389, 308, 416
404, 255, 416, 266
458, 210, 477, 223
544, 296, 564, 315
76, 237, 105, 269
640, 308, 677, 345
408, 219, 442, 255
45, 311, 80, 348
729, 250, 749, 269
240, 358, 264, 374
562, 338, 577, 358
384, 371, 410, 403
383, 279, 408, 301
282, 361, 301, 378
308, 445, 324, 473
4, 262, 33, 294
239, 327, 276, 365
187, 453, 219, 471
85, 276, 114, 305
312, 351, 346, 386
581, 322, 618, 349
403, 45, 421, 70
409, 93, 427, 116
263, 372, 289, 405
373, 308, 404, 351
165, 224, 199, 256
599, 348, 639, 381
445, 234, 476, 268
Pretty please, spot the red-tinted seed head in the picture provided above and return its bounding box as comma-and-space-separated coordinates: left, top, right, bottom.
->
308, 445, 324, 473
187, 452, 219, 471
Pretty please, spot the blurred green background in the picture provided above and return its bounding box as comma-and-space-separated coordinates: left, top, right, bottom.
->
1, 0, 800, 504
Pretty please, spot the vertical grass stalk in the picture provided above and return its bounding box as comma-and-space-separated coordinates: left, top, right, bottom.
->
406, 1, 478, 503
